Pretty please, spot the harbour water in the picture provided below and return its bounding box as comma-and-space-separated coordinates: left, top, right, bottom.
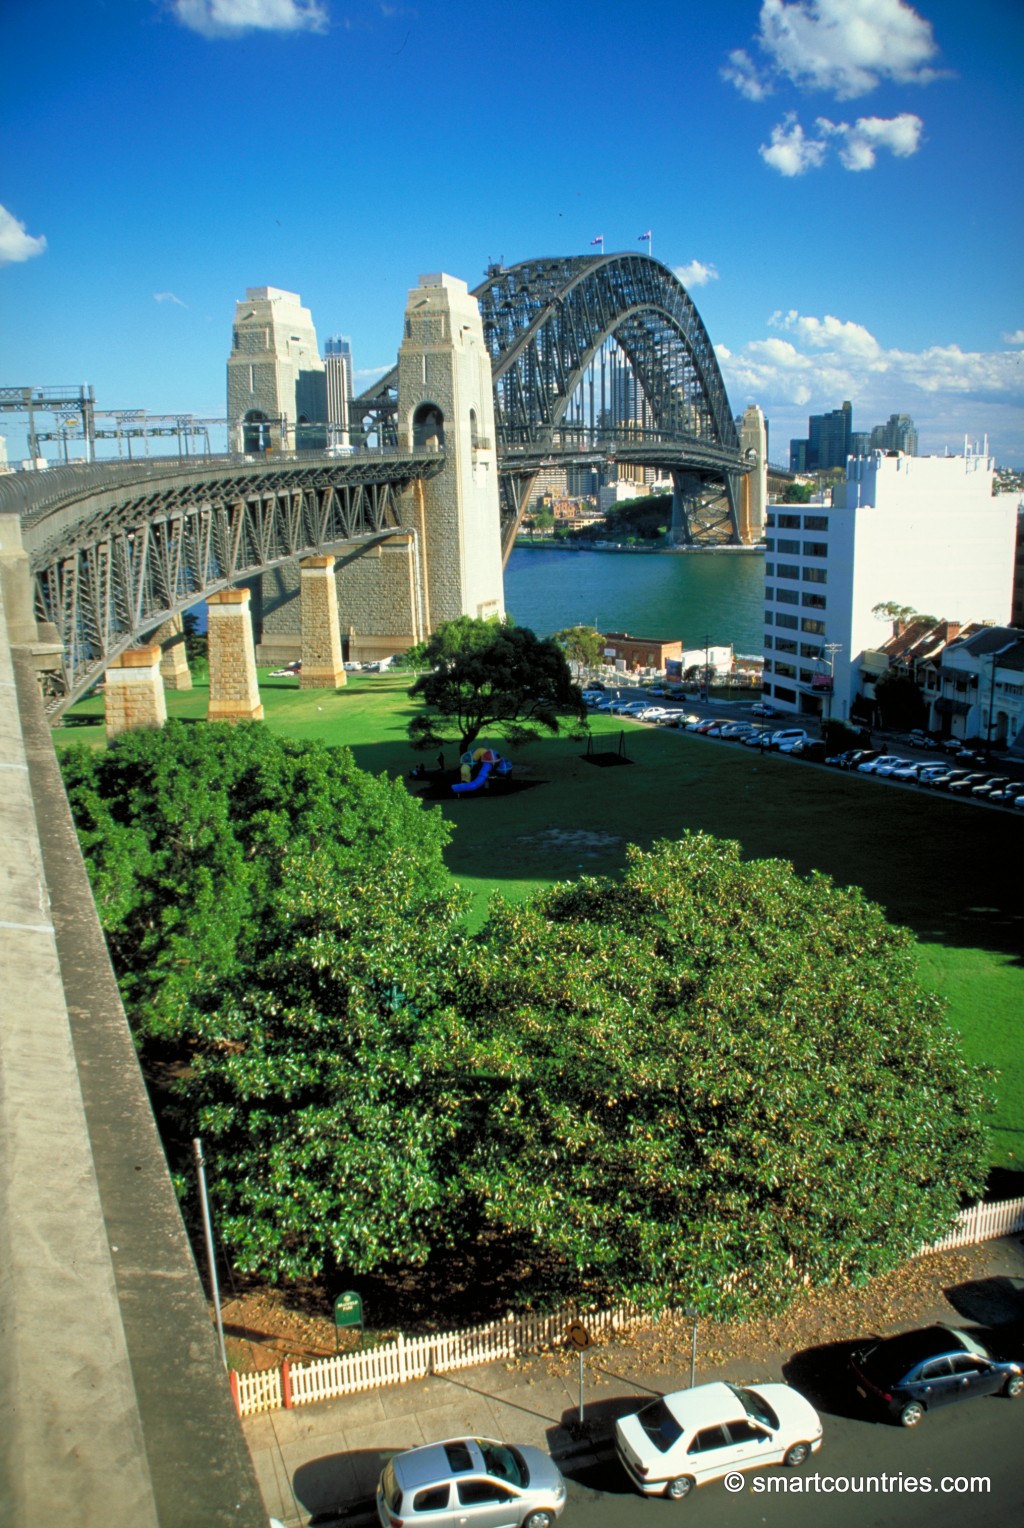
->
504, 545, 766, 656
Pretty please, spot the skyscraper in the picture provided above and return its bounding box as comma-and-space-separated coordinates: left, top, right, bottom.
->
869, 413, 918, 456
790, 400, 852, 472
324, 335, 354, 448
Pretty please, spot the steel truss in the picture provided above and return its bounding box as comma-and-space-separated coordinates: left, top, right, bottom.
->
355, 253, 746, 555
14, 454, 442, 716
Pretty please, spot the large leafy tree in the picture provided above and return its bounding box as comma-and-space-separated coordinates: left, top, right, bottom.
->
61, 722, 465, 1279
441, 835, 990, 1315
407, 620, 587, 752
551, 624, 604, 672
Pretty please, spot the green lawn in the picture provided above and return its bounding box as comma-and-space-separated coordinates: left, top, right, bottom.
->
55, 674, 1024, 1173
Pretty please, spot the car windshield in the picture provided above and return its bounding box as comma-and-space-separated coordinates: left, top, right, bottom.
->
637, 1398, 685, 1452
728, 1384, 779, 1431
949, 1328, 990, 1360
477, 1442, 526, 1487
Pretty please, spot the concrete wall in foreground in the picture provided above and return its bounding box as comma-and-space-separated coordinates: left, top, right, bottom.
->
0, 519, 266, 1527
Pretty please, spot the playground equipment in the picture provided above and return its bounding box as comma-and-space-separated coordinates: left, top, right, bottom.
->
452, 747, 513, 794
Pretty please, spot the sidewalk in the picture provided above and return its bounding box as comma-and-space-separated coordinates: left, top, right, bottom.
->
241, 1234, 1024, 1527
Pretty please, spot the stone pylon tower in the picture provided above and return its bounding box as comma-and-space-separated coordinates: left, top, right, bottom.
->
396, 274, 504, 627
227, 287, 327, 453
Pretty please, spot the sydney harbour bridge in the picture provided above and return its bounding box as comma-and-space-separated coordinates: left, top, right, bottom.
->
2, 253, 753, 718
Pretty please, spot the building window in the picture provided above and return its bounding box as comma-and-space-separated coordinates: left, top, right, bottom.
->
765, 562, 774, 576
763, 658, 773, 673
764, 635, 774, 648
800, 668, 815, 684
777, 537, 800, 553
777, 588, 799, 605
775, 685, 797, 703
776, 612, 799, 630
801, 591, 827, 609
801, 617, 826, 635
765, 538, 775, 551
802, 542, 828, 557
775, 662, 796, 679
766, 515, 776, 528
800, 642, 822, 659
777, 563, 800, 580
803, 515, 828, 530
764, 611, 774, 625
775, 637, 797, 654
765, 586, 774, 601
778, 514, 801, 529
802, 567, 827, 584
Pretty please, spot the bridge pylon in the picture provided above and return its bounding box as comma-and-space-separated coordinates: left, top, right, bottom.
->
396, 274, 505, 627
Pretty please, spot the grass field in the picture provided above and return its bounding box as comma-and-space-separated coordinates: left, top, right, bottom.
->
56, 672, 1024, 1175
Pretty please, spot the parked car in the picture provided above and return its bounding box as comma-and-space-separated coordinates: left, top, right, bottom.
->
837, 749, 878, 771
889, 761, 925, 781
270, 659, 302, 676
914, 764, 950, 786
751, 703, 778, 717
857, 755, 905, 774
873, 757, 915, 778
906, 729, 939, 750
614, 1381, 823, 1499
376, 1437, 567, 1527
741, 728, 773, 747
947, 772, 996, 795
769, 729, 809, 751
986, 784, 1024, 806
923, 767, 971, 791
849, 1325, 1023, 1428
788, 739, 826, 762
971, 776, 1011, 798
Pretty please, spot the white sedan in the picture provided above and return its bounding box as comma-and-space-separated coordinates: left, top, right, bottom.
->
615, 1380, 823, 1499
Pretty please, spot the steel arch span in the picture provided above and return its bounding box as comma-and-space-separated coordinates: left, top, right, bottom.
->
356, 253, 747, 553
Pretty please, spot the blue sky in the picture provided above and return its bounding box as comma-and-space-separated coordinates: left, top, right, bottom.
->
2, 0, 1022, 464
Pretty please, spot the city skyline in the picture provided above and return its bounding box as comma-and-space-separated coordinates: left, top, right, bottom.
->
1, 0, 1022, 464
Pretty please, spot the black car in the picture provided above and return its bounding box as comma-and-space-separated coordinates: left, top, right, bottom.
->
850, 1325, 1023, 1427
837, 749, 879, 770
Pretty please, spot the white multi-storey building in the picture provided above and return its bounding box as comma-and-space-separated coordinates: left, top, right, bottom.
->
762, 450, 1017, 722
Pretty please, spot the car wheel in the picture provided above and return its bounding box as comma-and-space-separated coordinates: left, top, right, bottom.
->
784, 1442, 811, 1467
899, 1401, 925, 1427
666, 1475, 695, 1499
1005, 1373, 1024, 1398
522, 1512, 554, 1528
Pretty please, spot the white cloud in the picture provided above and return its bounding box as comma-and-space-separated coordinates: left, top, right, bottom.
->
154, 291, 188, 308
674, 259, 719, 289
171, 0, 329, 38
719, 310, 1024, 459
819, 111, 923, 169
759, 113, 828, 176
0, 203, 47, 267
760, 110, 923, 174
727, 0, 945, 102
1003, 330, 1024, 346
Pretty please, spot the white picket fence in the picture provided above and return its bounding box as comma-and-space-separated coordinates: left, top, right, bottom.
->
231, 1195, 1024, 1418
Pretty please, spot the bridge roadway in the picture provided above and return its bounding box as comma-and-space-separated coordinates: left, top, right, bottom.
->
0, 555, 266, 1523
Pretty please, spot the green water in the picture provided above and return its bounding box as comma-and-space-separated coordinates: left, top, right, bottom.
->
504, 546, 766, 655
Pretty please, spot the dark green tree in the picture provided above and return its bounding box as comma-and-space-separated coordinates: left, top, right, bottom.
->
551, 624, 604, 672
441, 835, 990, 1315
874, 669, 927, 729
407, 622, 587, 752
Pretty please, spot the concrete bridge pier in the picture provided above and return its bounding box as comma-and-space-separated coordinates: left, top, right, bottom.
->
299, 555, 346, 689
152, 615, 193, 691
670, 469, 702, 545
206, 587, 264, 723
104, 646, 167, 739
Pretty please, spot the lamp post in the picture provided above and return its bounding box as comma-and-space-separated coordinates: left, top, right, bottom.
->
686, 1308, 699, 1388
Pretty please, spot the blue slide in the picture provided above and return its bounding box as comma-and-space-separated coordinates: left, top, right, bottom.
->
451, 760, 493, 794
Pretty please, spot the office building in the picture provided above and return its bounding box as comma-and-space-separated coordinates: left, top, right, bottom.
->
324, 335, 354, 448
870, 413, 918, 456
761, 449, 1016, 721
227, 287, 326, 453
789, 401, 852, 473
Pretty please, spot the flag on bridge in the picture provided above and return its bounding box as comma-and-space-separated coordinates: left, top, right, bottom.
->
591, 235, 604, 246
638, 231, 651, 240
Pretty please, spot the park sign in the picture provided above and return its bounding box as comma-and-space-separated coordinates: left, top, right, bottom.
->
334, 1290, 363, 1329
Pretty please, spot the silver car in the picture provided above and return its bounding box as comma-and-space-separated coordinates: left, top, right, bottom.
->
377, 1437, 567, 1527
